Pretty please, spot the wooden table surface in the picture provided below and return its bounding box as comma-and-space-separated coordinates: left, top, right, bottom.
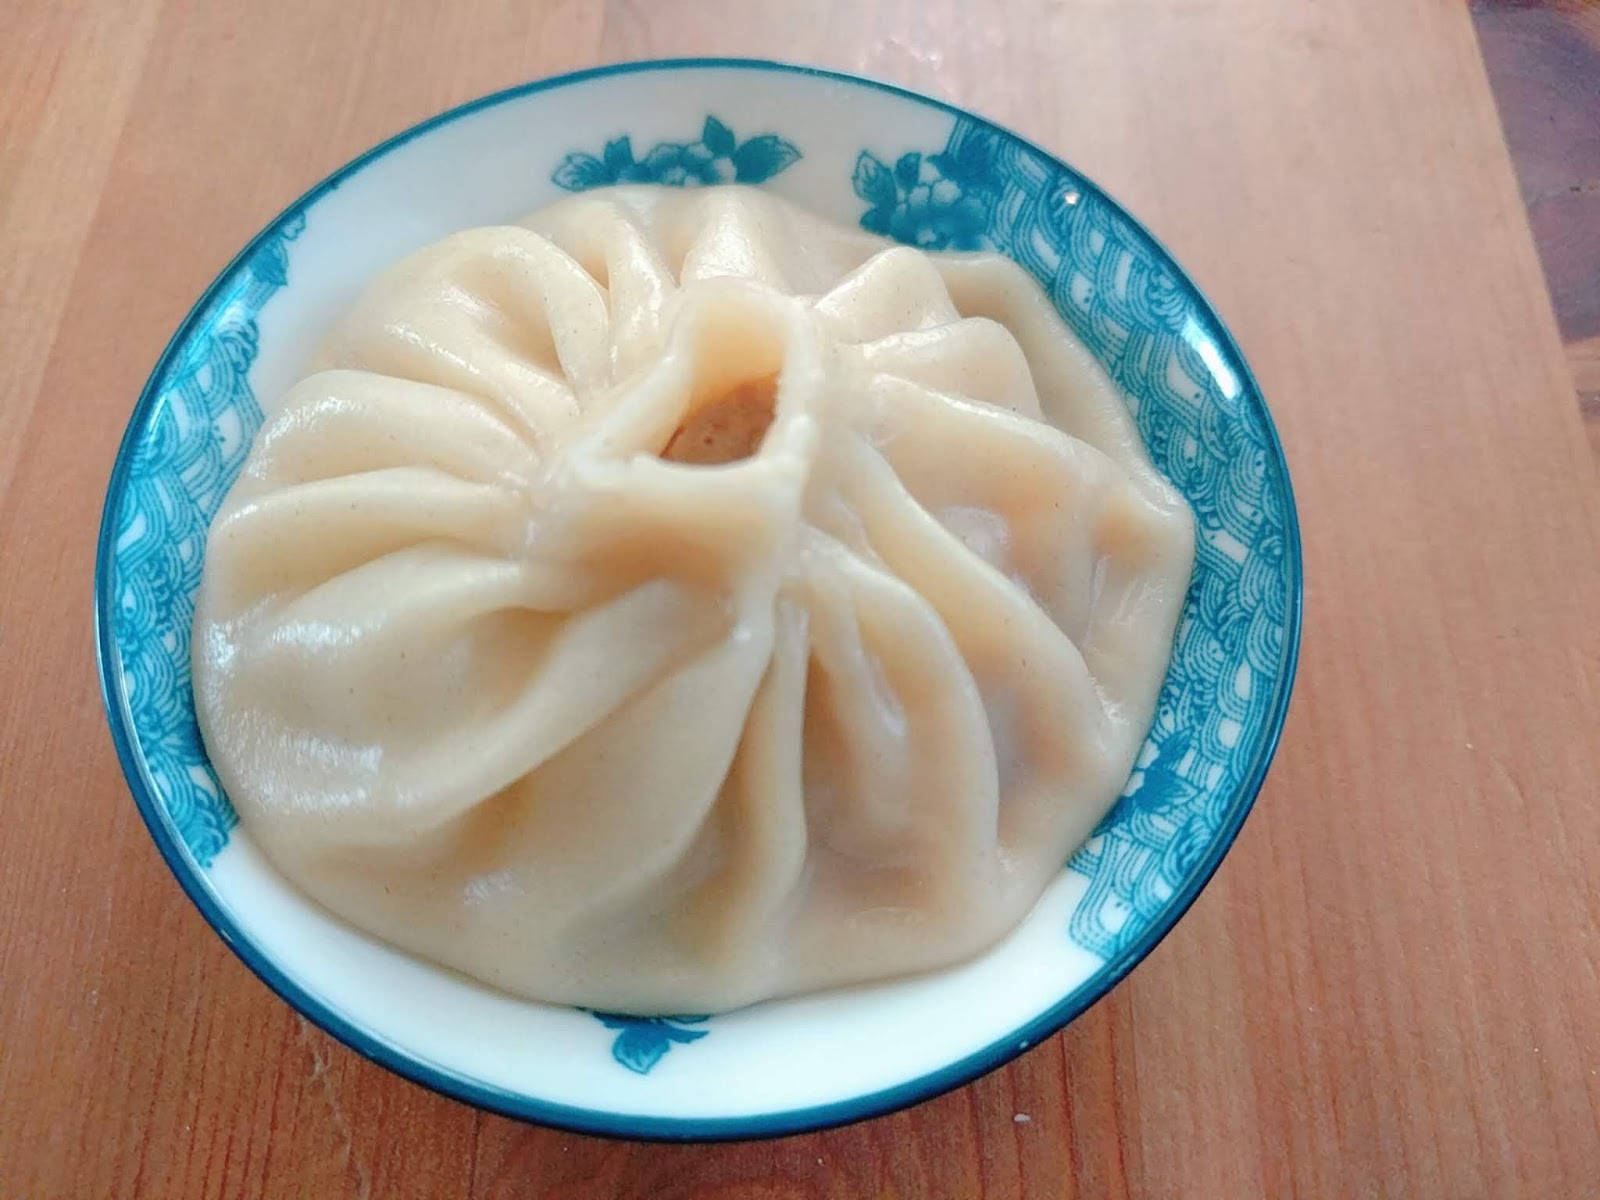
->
1472, 0, 1600, 463
4, 2, 1598, 1196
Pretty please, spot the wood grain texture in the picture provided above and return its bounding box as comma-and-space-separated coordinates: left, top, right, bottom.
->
1471, 0, 1600, 463
2, 1, 1597, 1196
1472, 0, 1600, 343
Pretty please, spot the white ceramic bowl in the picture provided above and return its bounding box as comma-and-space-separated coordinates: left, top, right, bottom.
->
97, 59, 1301, 1139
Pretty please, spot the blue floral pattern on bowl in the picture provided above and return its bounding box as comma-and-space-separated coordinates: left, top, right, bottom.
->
98, 67, 1297, 1103
591, 1013, 710, 1074
552, 116, 800, 191
852, 137, 999, 250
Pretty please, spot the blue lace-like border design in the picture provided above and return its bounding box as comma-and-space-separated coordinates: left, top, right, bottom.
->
107, 212, 304, 867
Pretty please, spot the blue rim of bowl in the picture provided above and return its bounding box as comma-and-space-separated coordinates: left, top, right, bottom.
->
94, 56, 1303, 1143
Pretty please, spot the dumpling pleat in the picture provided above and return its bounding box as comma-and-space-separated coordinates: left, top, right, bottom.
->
825, 432, 1121, 853
931, 255, 1156, 476
864, 374, 1193, 687
313, 228, 612, 446
244, 370, 531, 487
796, 528, 999, 899
520, 199, 676, 377
814, 246, 963, 341
227, 573, 728, 849
206, 468, 524, 598
851, 316, 1042, 418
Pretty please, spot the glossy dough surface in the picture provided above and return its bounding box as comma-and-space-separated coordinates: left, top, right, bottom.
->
193, 186, 1195, 1012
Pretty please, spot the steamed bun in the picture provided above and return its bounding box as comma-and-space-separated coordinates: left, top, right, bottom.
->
193, 186, 1194, 1012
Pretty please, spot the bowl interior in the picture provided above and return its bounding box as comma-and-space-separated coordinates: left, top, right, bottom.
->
97, 59, 1300, 1139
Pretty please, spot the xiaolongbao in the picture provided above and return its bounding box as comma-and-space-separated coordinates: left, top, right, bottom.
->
193, 185, 1194, 1012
